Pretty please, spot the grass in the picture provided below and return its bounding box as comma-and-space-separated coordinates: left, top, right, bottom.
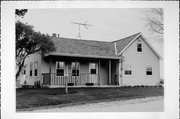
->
16, 86, 163, 110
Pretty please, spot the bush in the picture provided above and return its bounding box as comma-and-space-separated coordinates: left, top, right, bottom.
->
68, 83, 74, 86
34, 81, 41, 88
86, 83, 94, 86
21, 85, 33, 88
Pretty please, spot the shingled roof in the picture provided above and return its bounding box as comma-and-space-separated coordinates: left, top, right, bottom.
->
47, 33, 141, 58
114, 33, 141, 55
52, 37, 116, 57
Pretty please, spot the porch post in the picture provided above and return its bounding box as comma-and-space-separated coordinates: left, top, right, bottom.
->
109, 60, 111, 85
117, 60, 120, 85
75, 59, 77, 85
49, 56, 51, 85
98, 60, 100, 85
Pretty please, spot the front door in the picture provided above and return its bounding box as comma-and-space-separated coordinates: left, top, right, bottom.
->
89, 63, 98, 85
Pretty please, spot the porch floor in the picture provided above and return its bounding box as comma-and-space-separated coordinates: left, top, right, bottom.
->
46, 85, 121, 88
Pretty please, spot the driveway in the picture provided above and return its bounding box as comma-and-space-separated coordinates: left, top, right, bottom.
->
30, 96, 163, 112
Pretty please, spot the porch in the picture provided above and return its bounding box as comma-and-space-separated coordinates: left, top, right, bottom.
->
42, 73, 119, 86
41, 54, 121, 86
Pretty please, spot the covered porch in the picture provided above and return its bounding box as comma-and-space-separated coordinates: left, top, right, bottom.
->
41, 53, 121, 86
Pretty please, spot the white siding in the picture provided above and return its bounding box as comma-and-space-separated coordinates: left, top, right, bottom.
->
23, 53, 42, 85
120, 36, 160, 86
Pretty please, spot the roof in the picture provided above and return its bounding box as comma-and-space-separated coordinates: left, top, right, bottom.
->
51, 37, 116, 58
45, 32, 160, 59
114, 33, 141, 55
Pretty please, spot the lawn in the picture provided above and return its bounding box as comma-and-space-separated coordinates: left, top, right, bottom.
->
16, 86, 163, 110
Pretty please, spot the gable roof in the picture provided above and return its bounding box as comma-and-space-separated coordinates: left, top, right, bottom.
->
45, 32, 160, 59
113, 32, 141, 55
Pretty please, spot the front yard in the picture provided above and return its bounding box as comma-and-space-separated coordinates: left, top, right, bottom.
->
16, 86, 163, 111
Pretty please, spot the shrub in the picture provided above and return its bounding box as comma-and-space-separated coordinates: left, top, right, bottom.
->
34, 81, 41, 88
68, 83, 74, 86
86, 83, 94, 86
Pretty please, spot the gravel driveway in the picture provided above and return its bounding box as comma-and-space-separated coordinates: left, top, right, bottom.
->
29, 96, 163, 112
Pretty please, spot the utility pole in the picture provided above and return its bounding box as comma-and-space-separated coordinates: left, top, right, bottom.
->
71, 21, 92, 39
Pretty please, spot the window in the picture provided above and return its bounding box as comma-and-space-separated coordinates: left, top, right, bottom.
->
34, 62, 38, 77
89, 63, 98, 74
21, 65, 26, 75
56, 61, 65, 76
146, 67, 152, 75
23, 66, 26, 75
125, 70, 132, 75
72, 62, 79, 76
30, 63, 33, 76
137, 43, 142, 52
23, 70, 26, 75
124, 64, 132, 75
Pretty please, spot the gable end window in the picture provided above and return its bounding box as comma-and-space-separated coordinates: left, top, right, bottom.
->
146, 67, 152, 75
56, 61, 65, 76
30, 63, 33, 77
137, 43, 142, 52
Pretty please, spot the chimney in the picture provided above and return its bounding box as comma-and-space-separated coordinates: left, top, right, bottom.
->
57, 34, 60, 37
52, 33, 56, 37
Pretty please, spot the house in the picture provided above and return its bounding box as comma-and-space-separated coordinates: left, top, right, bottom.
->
19, 32, 161, 87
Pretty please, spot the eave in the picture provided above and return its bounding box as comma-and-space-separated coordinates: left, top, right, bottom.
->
44, 52, 122, 60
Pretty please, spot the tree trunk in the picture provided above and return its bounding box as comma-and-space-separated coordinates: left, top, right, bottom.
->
16, 57, 26, 80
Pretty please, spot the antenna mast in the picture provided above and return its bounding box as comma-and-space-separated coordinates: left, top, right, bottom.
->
71, 21, 92, 39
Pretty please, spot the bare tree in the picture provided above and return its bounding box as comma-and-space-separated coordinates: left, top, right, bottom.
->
145, 8, 163, 34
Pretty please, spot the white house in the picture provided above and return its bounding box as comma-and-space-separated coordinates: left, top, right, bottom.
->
18, 32, 161, 87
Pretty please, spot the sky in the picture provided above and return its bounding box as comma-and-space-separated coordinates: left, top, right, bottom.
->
18, 8, 164, 78
19, 8, 163, 55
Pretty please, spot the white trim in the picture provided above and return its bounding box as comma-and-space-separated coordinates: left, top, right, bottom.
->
137, 42, 143, 53
45, 52, 122, 60
140, 34, 162, 59
118, 33, 161, 60
118, 33, 141, 55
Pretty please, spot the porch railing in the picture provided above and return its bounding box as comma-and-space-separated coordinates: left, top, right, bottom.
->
42, 73, 100, 85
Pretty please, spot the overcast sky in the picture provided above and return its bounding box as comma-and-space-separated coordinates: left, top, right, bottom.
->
18, 8, 163, 55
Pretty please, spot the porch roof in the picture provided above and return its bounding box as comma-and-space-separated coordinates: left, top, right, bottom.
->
44, 52, 122, 60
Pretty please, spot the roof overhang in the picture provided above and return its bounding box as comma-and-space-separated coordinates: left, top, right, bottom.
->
44, 52, 122, 60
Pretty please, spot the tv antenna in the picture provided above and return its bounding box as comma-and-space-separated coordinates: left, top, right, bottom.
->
71, 21, 92, 39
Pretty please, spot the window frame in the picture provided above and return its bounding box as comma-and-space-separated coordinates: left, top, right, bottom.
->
71, 62, 80, 76
56, 61, 65, 76
34, 61, 38, 77
146, 67, 152, 75
89, 63, 98, 74
124, 64, 132, 76
137, 43, 142, 53
29, 62, 33, 77
124, 70, 132, 75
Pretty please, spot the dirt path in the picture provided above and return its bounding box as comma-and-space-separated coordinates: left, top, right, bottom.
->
29, 96, 163, 112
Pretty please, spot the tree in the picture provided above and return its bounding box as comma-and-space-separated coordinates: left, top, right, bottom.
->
16, 21, 56, 79
144, 8, 163, 34
15, 9, 28, 18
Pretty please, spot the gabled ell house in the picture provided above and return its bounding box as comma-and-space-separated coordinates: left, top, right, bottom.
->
20, 32, 161, 87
